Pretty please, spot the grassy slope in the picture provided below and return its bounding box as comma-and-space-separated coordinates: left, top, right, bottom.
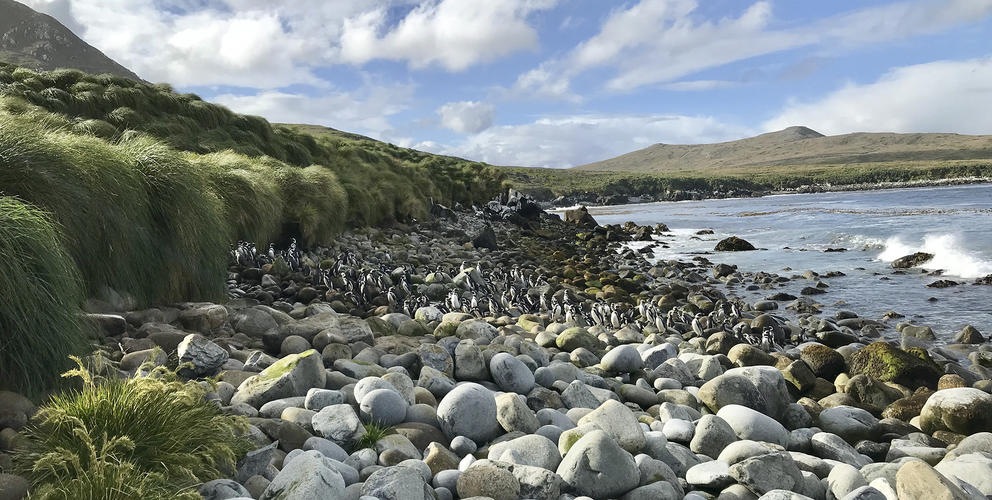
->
0, 62, 504, 393
574, 126, 992, 174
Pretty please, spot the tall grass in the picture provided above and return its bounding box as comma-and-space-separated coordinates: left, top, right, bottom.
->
18, 359, 249, 495
0, 197, 90, 396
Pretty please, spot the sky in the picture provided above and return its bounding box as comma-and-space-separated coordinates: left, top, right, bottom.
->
20, 0, 992, 168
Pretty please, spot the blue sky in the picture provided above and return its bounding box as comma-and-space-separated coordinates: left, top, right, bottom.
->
23, 0, 992, 167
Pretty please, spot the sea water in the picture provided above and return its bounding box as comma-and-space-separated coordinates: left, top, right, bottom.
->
584, 183, 992, 342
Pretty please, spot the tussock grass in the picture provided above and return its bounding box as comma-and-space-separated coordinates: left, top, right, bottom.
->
18, 358, 249, 496
352, 422, 394, 453
0, 197, 90, 396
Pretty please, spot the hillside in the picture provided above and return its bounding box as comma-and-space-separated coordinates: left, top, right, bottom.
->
575, 126, 992, 173
0, 0, 141, 80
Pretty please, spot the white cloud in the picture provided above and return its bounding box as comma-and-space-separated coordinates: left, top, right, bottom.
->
764, 58, 992, 135
339, 0, 557, 71
437, 101, 494, 134
427, 114, 753, 168
20, 0, 551, 86
516, 0, 992, 96
213, 83, 414, 139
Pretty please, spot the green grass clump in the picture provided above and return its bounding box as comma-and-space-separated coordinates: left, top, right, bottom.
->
18, 358, 249, 496
0, 197, 90, 396
352, 422, 394, 453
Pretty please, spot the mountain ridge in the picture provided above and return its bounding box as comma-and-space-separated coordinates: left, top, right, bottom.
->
0, 0, 141, 80
574, 126, 992, 173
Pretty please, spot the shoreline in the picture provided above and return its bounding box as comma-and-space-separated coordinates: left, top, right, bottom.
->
545, 176, 992, 210
4, 191, 992, 499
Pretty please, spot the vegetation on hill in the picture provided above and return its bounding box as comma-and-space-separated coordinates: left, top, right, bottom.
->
574, 125, 992, 174
506, 160, 992, 201
0, 62, 505, 393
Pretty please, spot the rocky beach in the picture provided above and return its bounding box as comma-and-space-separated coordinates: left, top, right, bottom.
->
3, 191, 991, 500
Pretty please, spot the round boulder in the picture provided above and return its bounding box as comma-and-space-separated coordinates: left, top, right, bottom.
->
436, 383, 501, 443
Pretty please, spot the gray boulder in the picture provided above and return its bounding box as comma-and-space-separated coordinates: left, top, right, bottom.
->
556, 430, 639, 499
490, 352, 535, 394
260, 450, 345, 500
177, 334, 229, 377
437, 383, 501, 443
362, 464, 436, 500
312, 404, 367, 448
717, 404, 789, 447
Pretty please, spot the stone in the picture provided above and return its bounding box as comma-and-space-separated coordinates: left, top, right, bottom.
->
424, 442, 461, 475
810, 432, 872, 468
471, 225, 498, 250
698, 374, 767, 415
199, 479, 251, 500
891, 252, 934, 269
800, 344, 846, 381
601, 345, 643, 373
826, 463, 867, 499
894, 461, 970, 500
723, 366, 792, 420
489, 352, 535, 394
457, 463, 520, 500
919, 388, 992, 435
556, 327, 603, 352
231, 350, 326, 408
232, 307, 278, 337
455, 320, 498, 343
360, 388, 408, 426
417, 344, 454, 377
687, 460, 735, 490
437, 383, 501, 443
361, 464, 436, 500
454, 341, 488, 381
563, 206, 598, 228
560, 380, 601, 409
260, 450, 346, 500
690, 414, 738, 458
177, 334, 229, 377
495, 393, 540, 434
818, 406, 879, 443
934, 452, 992, 495
728, 344, 776, 367
715, 236, 756, 251
728, 452, 804, 496
848, 342, 940, 389
304, 388, 344, 411
556, 430, 639, 499
488, 434, 561, 471
577, 399, 646, 453
717, 405, 789, 447
954, 325, 984, 344
312, 404, 367, 448
0, 474, 28, 500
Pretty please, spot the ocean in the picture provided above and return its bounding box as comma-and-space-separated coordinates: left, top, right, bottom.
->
583, 183, 992, 343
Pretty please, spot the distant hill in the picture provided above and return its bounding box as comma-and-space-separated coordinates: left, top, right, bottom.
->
0, 0, 140, 80
574, 126, 992, 173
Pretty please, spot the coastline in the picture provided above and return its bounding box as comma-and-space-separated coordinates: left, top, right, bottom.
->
4, 191, 992, 499
544, 176, 992, 210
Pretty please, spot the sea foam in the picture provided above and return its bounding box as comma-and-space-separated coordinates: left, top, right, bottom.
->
878, 233, 992, 279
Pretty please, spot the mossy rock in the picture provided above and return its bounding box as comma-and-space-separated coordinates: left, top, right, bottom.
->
396, 319, 430, 337
882, 388, 933, 421
848, 342, 941, 389
555, 327, 604, 352
800, 344, 847, 381
366, 316, 397, 337
433, 321, 459, 338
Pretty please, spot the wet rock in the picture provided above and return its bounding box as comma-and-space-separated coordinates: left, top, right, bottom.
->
715, 236, 756, 251
891, 252, 934, 269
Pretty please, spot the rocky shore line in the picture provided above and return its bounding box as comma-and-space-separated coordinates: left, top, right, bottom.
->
543, 178, 992, 210
2, 192, 991, 500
